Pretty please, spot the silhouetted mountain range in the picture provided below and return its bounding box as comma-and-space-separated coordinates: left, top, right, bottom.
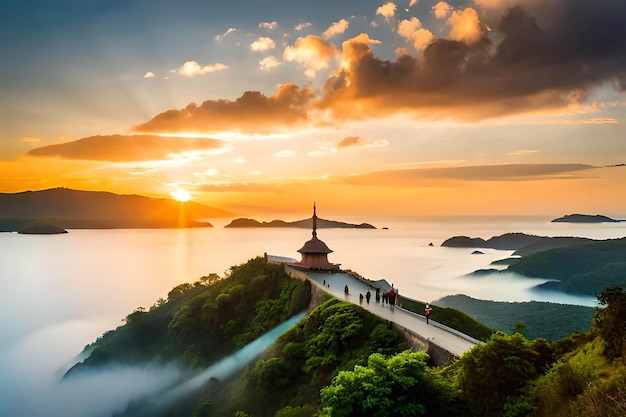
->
0, 188, 234, 231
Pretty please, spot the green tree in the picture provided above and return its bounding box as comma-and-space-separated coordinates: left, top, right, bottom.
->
319, 350, 450, 417
455, 332, 541, 414
593, 286, 626, 359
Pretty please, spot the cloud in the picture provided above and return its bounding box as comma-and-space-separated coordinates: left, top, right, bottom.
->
132, 83, 314, 134
259, 21, 278, 30
507, 149, 541, 156
318, 0, 626, 121
215, 28, 237, 41
259, 56, 281, 70
376, 2, 397, 23
143, 72, 155, 78
250, 37, 276, 52
323, 19, 350, 39
294, 22, 311, 31
177, 61, 228, 77
336, 136, 389, 150
398, 17, 434, 51
433, 1, 453, 19
409, 0, 418, 7
21, 136, 42, 144
283, 35, 340, 78
342, 164, 597, 186
26, 135, 227, 162
447, 8, 482, 44
274, 149, 296, 158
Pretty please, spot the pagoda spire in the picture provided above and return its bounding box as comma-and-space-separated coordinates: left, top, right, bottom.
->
312, 203, 318, 238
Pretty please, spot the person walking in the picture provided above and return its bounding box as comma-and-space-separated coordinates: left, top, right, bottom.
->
366, 290, 371, 303
344, 285, 349, 295
425, 304, 432, 324
388, 288, 396, 310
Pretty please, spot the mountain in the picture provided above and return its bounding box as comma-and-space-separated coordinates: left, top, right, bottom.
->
551, 213, 622, 223
225, 217, 376, 229
441, 232, 595, 256
0, 188, 234, 230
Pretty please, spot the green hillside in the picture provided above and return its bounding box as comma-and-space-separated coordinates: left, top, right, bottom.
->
66, 258, 626, 417
507, 238, 626, 295
436, 295, 594, 341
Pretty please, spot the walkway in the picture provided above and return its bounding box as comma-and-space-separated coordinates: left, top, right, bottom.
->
286, 267, 480, 358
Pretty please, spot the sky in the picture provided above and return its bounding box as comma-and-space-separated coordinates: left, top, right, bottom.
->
1, 0, 625, 217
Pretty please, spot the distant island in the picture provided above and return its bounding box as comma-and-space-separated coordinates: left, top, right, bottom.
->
17, 221, 68, 235
0, 188, 234, 231
225, 217, 376, 229
551, 213, 623, 223
441, 232, 595, 256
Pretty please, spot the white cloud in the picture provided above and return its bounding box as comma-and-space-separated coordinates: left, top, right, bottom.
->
259, 21, 278, 30
250, 37, 276, 52
294, 22, 311, 31
259, 56, 281, 70
323, 18, 349, 39
143, 71, 155, 78
177, 61, 228, 77
215, 28, 237, 42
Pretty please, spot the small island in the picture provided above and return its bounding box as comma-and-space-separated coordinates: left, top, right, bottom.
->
18, 222, 68, 235
551, 214, 622, 223
225, 217, 376, 229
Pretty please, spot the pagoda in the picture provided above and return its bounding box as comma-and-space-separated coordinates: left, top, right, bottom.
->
294, 204, 340, 271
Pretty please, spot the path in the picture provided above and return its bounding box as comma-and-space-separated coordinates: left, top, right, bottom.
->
287, 267, 480, 357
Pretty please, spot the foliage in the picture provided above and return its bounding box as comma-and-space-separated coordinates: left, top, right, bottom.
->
454, 332, 547, 414
319, 350, 454, 417
593, 286, 626, 359
68, 256, 311, 371
217, 298, 406, 417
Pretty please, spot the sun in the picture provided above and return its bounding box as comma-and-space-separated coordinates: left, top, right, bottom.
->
170, 189, 192, 202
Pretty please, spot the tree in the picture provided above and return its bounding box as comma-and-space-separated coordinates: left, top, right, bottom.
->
455, 332, 540, 414
593, 286, 626, 359
319, 351, 450, 417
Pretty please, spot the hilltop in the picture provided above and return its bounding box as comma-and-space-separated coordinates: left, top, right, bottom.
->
65, 257, 626, 417
0, 188, 234, 231
225, 217, 376, 229
551, 214, 623, 223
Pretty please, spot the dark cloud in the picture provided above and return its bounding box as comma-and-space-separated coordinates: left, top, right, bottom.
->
132, 83, 314, 134
27, 135, 226, 162
320, 0, 626, 120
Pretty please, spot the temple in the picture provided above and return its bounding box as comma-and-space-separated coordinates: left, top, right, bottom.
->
294, 204, 340, 271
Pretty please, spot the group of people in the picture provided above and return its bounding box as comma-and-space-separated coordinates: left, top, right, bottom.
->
344, 283, 433, 323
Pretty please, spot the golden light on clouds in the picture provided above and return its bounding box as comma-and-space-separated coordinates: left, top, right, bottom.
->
283, 35, 339, 78
177, 61, 228, 77
447, 8, 482, 44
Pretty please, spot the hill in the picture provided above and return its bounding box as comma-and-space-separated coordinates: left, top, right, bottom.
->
0, 188, 234, 230
225, 217, 376, 229
64, 257, 626, 417
441, 232, 596, 256
435, 294, 594, 341
551, 213, 622, 223
507, 238, 626, 295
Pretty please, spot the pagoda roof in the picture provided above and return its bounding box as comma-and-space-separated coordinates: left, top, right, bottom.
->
297, 236, 333, 254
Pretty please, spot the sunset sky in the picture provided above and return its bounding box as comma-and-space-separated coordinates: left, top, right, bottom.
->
1, 0, 625, 217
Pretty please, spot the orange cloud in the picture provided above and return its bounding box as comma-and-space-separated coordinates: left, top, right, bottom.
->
336, 136, 389, 150
133, 83, 315, 134
447, 8, 482, 44
26, 135, 227, 162
283, 35, 340, 78
398, 17, 434, 51
433, 1, 453, 19
376, 2, 397, 23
